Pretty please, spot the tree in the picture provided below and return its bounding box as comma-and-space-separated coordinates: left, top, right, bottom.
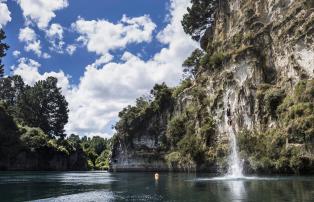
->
16, 77, 69, 138
181, 0, 219, 41
67, 134, 81, 148
183, 48, 204, 77
0, 29, 9, 78
89, 136, 108, 155
150, 82, 173, 111
0, 104, 20, 148
0, 75, 25, 107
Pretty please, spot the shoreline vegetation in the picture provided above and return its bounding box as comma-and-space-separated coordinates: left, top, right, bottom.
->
1, 0, 314, 174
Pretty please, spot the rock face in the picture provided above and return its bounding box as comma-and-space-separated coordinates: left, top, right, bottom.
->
111, 109, 171, 171
111, 0, 314, 173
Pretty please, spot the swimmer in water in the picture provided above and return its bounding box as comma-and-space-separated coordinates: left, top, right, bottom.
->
155, 173, 159, 181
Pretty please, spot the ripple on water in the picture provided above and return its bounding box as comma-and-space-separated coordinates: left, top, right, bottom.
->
190, 175, 314, 182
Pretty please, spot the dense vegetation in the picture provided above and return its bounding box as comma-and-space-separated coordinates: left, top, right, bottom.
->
112, 80, 220, 171
238, 80, 314, 174
0, 29, 110, 171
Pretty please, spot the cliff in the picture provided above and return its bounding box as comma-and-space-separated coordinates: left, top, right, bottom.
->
110, 0, 314, 174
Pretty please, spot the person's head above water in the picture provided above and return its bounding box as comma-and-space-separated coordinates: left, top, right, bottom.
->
155, 173, 159, 180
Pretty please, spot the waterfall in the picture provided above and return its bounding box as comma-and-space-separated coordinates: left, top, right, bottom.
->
224, 91, 244, 178
226, 124, 243, 177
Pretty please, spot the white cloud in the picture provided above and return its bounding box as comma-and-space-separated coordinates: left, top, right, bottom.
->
17, 0, 71, 55
46, 23, 63, 39
66, 0, 197, 137
18, 27, 37, 42
18, 27, 52, 58
66, 44, 76, 55
12, 57, 70, 94
13, 50, 21, 57
46, 23, 65, 53
88, 53, 113, 68
18, 27, 43, 57
42, 52, 51, 59
24, 40, 42, 56
12, 0, 196, 138
0, 0, 11, 28
72, 15, 156, 56
17, 0, 68, 29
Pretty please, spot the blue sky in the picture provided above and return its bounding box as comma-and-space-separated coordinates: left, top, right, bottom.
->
0, 0, 197, 138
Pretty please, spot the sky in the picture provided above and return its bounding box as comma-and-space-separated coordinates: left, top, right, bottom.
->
0, 0, 197, 138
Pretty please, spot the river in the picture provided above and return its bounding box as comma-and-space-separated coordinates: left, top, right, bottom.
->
0, 171, 313, 201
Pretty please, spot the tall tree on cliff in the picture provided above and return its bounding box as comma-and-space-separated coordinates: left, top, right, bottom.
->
16, 77, 69, 139
182, 48, 204, 78
181, 0, 219, 41
0, 29, 9, 78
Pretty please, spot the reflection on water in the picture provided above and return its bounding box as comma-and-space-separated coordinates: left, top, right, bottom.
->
0, 172, 313, 202
228, 180, 246, 201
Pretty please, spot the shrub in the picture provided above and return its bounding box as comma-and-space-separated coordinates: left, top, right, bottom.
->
165, 151, 196, 171
95, 150, 110, 170
178, 135, 205, 164
208, 52, 229, 67
264, 88, 285, 117
47, 139, 70, 155
166, 114, 188, 148
20, 126, 49, 150
165, 151, 181, 168
173, 79, 192, 97
278, 79, 314, 144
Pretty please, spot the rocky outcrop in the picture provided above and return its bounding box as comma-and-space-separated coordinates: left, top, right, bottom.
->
111, 0, 314, 173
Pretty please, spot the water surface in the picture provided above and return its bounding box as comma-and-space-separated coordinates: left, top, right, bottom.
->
0, 171, 313, 202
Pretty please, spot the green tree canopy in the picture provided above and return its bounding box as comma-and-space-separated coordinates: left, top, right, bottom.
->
183, 48, 204, 77
181, 0, 219, 41
0, 75, 25, 108
16, 77, 69, 138
0, 29, 9, 78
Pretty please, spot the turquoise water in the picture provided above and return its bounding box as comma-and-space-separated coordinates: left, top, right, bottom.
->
0, 171, 313, 202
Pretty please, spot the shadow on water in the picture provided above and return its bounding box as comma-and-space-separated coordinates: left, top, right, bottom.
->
0, 172, 314, 202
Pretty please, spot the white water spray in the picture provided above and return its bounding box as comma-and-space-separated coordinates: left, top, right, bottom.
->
225, 93, 244, 178
226, 124, 243, 177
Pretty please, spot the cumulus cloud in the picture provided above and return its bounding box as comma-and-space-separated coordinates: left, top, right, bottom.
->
18, 27, 52, 58
0, 0, 11, 28
17, 0, 68, 29
12, 57, 70, 94
17, 0, 72, 55
66, 0, 197, 137
46, 23, 65, 53
18, 27, 43, 57
66, 44, 77, 55
46, 23, 63, 39
72, 15, 156, 56
13, 50, 21, 58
